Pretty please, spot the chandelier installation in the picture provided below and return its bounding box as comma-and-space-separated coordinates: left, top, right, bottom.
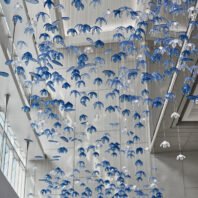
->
1, 0, 198, 197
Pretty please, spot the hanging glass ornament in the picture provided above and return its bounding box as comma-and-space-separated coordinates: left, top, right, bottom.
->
160, 140, 170, 149
14, 2, 23, 13
170, 112, 180, 119
84, 46, 94, 54
106, 9, 111, 15
176, 153, 186, 161
188, 6, 198, 19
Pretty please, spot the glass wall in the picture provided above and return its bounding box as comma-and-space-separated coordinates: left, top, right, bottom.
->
0, 112, 25, 198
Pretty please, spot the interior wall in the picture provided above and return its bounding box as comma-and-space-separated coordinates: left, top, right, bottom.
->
0, 170, 19, 198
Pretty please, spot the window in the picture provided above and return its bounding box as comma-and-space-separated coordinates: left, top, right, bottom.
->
0, 112, 26, 198
14, 161, 19, 192
0, 130, 3, 162
11, 157, 17, 187
18, 164, 25, 198
2, 142, 10, 177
